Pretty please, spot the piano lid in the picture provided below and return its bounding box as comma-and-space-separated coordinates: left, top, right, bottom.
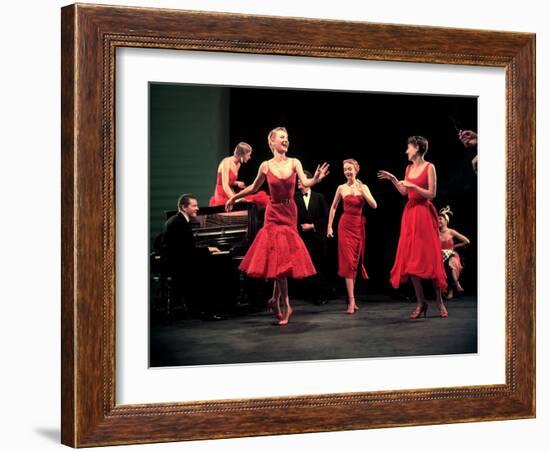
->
191, 203, 249, 230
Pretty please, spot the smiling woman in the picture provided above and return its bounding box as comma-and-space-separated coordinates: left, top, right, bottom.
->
378, 136, 448, 318
226, 127, 330, 325
61, 3, 534, 447
327, 158, 377, 313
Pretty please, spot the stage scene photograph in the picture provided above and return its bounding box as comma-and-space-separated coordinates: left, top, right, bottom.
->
148, 83, 478, 367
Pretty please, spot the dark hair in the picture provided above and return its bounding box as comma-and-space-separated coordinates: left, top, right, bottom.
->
303, 170, 313, 178
177, 193, 197, 209
407, 135, 429, 156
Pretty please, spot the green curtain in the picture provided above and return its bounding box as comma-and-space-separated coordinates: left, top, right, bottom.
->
149, 83, 229, 247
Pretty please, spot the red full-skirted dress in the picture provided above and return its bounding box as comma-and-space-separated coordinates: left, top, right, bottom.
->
337, 195, 368, 280
209, 168, 270, 208
389, 163, 447, 290
238, 162, 316, 280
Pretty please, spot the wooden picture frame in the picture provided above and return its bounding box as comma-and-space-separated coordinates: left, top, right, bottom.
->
61, 3, 535, 447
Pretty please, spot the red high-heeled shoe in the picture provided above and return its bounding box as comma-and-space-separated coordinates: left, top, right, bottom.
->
410, 302, 428, 319
437, 303, 449, 318
278, 306, 293, 325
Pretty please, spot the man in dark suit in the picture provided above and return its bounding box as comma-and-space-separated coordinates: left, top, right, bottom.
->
161, 194, 225, 320
294, 171, 331, 304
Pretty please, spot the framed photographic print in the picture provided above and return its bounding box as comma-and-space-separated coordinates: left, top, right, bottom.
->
61, 3, 535, 447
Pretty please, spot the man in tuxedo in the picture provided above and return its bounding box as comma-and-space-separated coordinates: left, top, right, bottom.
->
294, 171, 331, 304
161, 194, 225, 320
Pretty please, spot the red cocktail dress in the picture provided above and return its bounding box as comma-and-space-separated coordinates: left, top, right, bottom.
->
389, 163, 447, 289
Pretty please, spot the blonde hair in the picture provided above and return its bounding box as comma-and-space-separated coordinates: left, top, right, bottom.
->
233, 142, 252, 159
343, 158, 360, 174
439, 205, 453, 224
267, 127, 288, 152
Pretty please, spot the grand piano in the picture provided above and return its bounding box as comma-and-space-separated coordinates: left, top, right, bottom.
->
192, 202, 264, 308
151, 202, 264, 316
190, 202, 261, 256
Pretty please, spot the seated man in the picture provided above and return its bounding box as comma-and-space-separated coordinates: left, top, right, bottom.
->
161, 193, 225, 320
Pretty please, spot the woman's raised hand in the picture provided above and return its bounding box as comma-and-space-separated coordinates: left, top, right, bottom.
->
377, 170, 396, 182
314, 162, 330, 181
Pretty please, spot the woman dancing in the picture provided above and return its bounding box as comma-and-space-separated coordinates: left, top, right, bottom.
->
209, 142, 269, 208
377, 136, 449, 319
226, 127, 330, 325
327, 159, 377, 314
438, 206, 470, 299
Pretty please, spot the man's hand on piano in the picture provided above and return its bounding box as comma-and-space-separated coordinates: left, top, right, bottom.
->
207, 246, 222, 254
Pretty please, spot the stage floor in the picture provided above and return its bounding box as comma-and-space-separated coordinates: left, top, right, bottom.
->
149, 295, 478, 367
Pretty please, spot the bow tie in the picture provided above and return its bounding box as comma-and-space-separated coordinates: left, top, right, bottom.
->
302, 192, 309, 197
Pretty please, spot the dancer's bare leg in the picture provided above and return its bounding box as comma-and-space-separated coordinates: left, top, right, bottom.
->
432, 280, 448, 318
268, 282, 280, 310
344, 277, 356, 314
449, 258, 464, 293
278, 278, 292, 325
409, 276, 428, 319
410, 276, 425, 309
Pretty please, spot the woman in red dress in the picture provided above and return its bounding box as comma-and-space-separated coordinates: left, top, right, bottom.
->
327, 159, 377, 314
226, 127, 330, 325
377, 136, 449, 319
438, 206, 470, 299
209, 142, 269, 208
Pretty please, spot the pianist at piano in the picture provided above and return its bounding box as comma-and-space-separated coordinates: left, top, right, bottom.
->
159, 193, 227, 321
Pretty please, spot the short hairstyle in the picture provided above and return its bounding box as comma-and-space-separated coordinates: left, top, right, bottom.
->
267, 127, 288, 152
407, 135, 429, 156
343, 158, 360, 174
233, 142, 252, 158
439, 205, 453, 224
177, 193, 197, 210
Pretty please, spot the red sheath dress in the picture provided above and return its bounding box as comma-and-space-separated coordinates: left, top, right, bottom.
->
209, 168, 269, 208
389, 163, 447, 289
337, 195, 368, 279
238, 162, 316, 280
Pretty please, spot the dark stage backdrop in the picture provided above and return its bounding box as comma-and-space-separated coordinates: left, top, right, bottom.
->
149, 84, 478, 295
